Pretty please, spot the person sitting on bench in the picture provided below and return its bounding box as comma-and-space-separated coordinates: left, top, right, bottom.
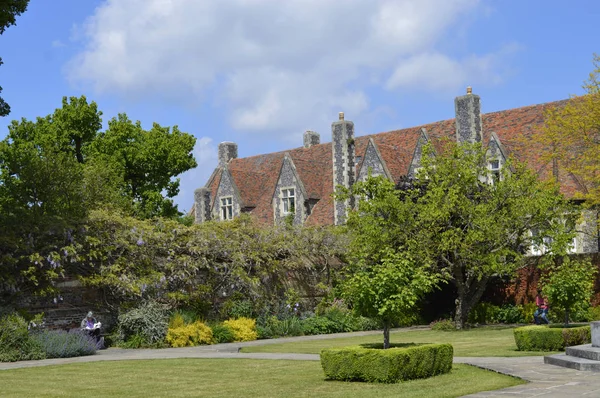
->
80, 311, 102, 342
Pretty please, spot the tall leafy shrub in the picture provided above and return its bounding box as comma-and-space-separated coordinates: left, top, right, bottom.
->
118, 301, 169, 346
541, 257, 597, 326
0, 313, 45, 362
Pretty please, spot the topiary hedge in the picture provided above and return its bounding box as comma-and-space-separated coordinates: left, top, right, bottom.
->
514, 325, 590, 351
320, 343, 453, 383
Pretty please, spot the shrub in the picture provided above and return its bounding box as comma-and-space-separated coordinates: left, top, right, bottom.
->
120, 334, 147, 349
320, 343, 453, 383
169, 312, 186, 329
166, 321, 213, 347
258, 316, 304, 338
588, 306, 600, 321
302, 316, 339, 335
211, 323, 235, 344
118, 301, 170, 346
223, 317, 258, 342
32, 330, 97, 358
468, 302, 500, 324
349, 316, 382, 332
0, 313, 45, 362
521, 303, 537, 324
430, 319, 455, 331
495, 305, 525, 324
514, 325, 590, 351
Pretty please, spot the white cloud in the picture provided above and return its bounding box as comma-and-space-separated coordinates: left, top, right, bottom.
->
385, 46, 521, 94
172, 136, 218, 213
67, 0, 513, 138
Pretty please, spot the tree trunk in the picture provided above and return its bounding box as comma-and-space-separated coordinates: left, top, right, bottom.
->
383, 320, 390, 349
454, 272, 489, 330
565, 307, 570, 327
75, 139, 84, 164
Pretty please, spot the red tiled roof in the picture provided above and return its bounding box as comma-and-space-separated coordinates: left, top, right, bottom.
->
205, 98, 577, 225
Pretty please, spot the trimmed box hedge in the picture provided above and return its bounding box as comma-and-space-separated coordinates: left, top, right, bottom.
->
514, 325, 591, 351
320, 343, 453, 383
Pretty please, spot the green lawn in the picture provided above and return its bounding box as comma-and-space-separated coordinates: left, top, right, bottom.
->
242, 327, 559, 357
0, 359, 524, 398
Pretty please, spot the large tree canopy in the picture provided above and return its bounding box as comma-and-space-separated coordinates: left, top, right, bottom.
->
537, 53, 600, 205
0, 0, 29, 117
0, 95, 197, 301
341, 142, 576, 329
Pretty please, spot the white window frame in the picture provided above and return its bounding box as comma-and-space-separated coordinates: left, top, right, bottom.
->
488, 159, 501, 184
220, 196, 233, 220
281, 187, 296, 215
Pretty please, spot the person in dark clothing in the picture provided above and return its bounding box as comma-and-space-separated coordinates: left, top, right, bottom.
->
533, 290, 549, 324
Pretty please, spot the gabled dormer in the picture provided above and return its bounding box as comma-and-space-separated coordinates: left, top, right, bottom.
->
212, 166, 243, 221
408, 128, 434, 178
272, 153, 309, 226
357, 138, 393, 182
486, 132, 509, 184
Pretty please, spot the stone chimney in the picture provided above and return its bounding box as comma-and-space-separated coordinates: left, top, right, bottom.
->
303, 130, 320, 148
218, 142, 238, 166
454, 86, 482, 144
331, 111, 356, 225
194, 187, 211, 223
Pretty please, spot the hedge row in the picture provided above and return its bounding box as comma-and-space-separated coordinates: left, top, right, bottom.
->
514, 325, 590, 351
320, 343, 453, 383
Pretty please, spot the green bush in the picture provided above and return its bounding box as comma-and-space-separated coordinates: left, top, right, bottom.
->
0, 313, 45, 362
430, 319, 455, 331
118, 301, 170, 346
262, 316, 304, 337
468, 303, 527, 325
514, 325, 590, 351
211, 324, 235, 343
588, 306, 600, 321
320, 343, 453, 383
302, 316, 339, 335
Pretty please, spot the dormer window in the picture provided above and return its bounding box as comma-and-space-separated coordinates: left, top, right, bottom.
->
489, 160, 501, 184
281, 188, 295, 215
220, 196, 233, 220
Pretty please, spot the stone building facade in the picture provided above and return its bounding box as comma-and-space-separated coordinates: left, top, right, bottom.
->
193, 88, 599, 254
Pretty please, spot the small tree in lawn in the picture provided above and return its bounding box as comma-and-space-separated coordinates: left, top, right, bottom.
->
541, 256, 597, 326
338, 176, 441, 349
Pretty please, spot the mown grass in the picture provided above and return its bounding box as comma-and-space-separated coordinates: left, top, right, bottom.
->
242, 326, 560, 356
0, 359, 524, 398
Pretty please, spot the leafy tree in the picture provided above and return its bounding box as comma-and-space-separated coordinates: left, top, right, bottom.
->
0, 95, 197, 299
537, 54, 600, 205
341, 142, 576, 329
337, 174, 442, 347
90, 114, 197, 218
0, 115, 85, 301
0, 0, 30, 116
541, 256, 597, 326
53, 96, 103, 163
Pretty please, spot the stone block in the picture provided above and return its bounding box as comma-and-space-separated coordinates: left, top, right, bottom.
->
566, 344, 600, 361
544, 354, 600, 371
592, 321, 600, 347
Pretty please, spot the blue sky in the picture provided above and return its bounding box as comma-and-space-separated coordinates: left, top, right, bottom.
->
1, 0, 598, 213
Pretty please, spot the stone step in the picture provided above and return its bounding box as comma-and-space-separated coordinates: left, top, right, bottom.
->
566, 344, 600, 361
544, 354, 600, 371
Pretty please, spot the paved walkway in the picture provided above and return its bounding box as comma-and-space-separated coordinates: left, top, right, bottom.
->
1, 328, 600, 397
